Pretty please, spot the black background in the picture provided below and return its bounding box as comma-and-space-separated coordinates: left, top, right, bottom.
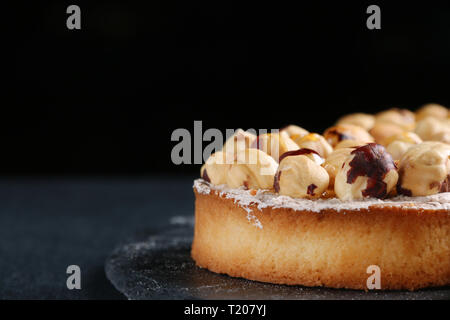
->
6, 1, 450, 176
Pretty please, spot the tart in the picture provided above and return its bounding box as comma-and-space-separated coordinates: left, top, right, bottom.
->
192, 180, 450, 290
191, 106, 450, 291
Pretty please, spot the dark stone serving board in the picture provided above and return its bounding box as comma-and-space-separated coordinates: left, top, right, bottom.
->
105, 218, 450, 300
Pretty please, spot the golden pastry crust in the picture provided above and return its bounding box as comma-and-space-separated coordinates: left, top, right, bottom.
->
192, 189, 450, 291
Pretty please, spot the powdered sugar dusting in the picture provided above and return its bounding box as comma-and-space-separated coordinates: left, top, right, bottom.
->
193, 179, 450, 213
247, 213, 263, 229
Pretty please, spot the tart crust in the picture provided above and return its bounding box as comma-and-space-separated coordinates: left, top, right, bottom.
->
192, 180, 450, 290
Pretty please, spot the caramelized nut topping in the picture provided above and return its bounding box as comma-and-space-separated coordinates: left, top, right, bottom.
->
199, 104, 449, 202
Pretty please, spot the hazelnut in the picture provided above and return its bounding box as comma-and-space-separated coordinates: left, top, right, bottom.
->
386, 141, 414, 161
375, 108, 415, 131
415, 116, 450, 141
385, 132, 422, 160
252, 132, 299, 162
222, 129, 256, 154
322, 147, 355, 188
200, 151, 233, 185
334, 140, 366, 149
430, 131, 450, 144
384, 131, 422, 146
281, 125, 309, 140
274, 153, 329, 198
396, 142, 450, 196
226, 148, 278, 190
323, 124, 374, 148
279, 148, 325, 165
370, 122, 405, 146
292, 133, 333, 158
336, 113, 375, 131
416, 103, 448, 121
335, 143, 398, 200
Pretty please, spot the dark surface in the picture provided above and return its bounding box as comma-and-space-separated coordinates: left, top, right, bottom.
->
0, 176, 195, 299
105, 223, 450, 300
2, 176, 449, 300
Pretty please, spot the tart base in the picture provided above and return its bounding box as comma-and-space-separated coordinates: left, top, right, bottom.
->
192, 187, 450, 290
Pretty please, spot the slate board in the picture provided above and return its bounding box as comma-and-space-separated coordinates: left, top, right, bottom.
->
105, 219, 450, 300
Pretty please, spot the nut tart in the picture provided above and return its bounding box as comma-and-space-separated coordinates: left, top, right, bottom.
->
192, 106, 450, 291
192, 179, 450, 291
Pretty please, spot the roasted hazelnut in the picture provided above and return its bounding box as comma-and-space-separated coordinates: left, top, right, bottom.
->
370, 122, 405, 146
385, 132, 423, 160
279, 148, 325, 165
200, 151, 232, 185
222, 129, 256, 154
396, 142, 450, 196
252, 132, 299, 162
416, 103, 448, 121
386, 141, 414, 161
334, 140, 365, 149
274, 152, 329, 198
375, 108, 415, 131
292, 133, 333, 158
335, 143, 398, 200
226, 148, 278, 190
384, 131, 422, 146
322, 147, 355, 188
336, 113, 375, 131
415, 116, 450, 141
430, 131, 450, 144
323, 124, 374, 148
281, 125, 309, 140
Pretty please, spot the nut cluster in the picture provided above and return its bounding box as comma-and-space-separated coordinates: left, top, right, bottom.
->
200, 103, 450, 201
